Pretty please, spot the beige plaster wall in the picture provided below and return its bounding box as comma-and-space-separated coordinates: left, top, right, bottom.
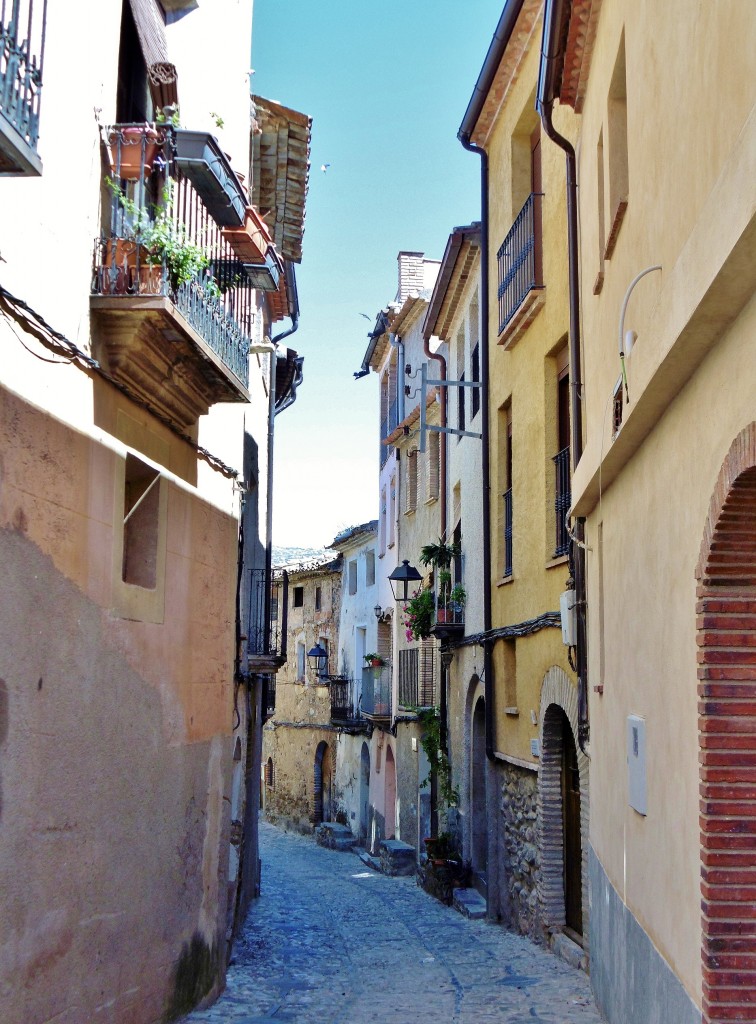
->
570, 0, 756, 1005
0, 386, 238, 1022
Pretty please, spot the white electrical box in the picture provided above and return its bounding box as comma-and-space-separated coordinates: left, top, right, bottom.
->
627, 715, 647, 815
530, 738, 540, 758
560, 589, 577, 646
411, 737, 417, 752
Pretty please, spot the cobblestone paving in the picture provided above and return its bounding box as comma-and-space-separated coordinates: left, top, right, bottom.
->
183, 822, 604, 1024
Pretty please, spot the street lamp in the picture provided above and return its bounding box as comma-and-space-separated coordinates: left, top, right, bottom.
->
307, 642, 328, 678
388, 560, 422, 603
374, 604, 383, 620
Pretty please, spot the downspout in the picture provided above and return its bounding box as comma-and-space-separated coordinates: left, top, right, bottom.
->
459, 133, 494, 763
423, 332, 448, 753
537, 0, 589, 751
390, 332, 406, 423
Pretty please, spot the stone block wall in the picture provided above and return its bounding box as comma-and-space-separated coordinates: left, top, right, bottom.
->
500, 762, 542, 940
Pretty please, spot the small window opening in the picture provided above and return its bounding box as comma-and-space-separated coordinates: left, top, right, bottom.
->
122, 454, 160, 588
293, 586, 304, 608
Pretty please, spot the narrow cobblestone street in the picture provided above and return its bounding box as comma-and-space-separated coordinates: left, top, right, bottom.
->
183, 823, 604, 1024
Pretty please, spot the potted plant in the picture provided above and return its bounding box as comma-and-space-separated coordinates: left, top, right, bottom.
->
364, 652, 386, 674
449, 584, 466, 611
436, 569, 453, 621
403, 587, 434, 641
107, 123, 161, 180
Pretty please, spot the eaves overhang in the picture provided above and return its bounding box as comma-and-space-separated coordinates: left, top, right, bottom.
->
251, 95, 312, 264
390, 293, 429, 337
423, 224, 481, 342
383, 388, 439, 447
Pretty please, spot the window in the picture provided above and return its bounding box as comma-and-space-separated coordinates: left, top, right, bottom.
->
595, 128, 606, 293
405, 450, 418, 513
264, 757, 275, 789
426, 431, 440, 502
122, 454, 160, 588
604, 33, 629, 260
380, 490, 387, 555
501, 409, 513, 578
365, 550, 376, 587
318, 638, 329, 676
389, 476, 396, 546
296, 641, 305, 681
293, 586, 304, 608
348, 560, 357, 595
612, 376, 624, 437
553, 348, 571, 558
471, 344, 480, 419
315, 586, 322, 611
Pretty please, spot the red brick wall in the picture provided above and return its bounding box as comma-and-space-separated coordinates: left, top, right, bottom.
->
697, 424, 756, 1024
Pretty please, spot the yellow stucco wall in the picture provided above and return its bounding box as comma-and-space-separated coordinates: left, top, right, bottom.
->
485, 34, 577, 765
571, 0, 756, 1005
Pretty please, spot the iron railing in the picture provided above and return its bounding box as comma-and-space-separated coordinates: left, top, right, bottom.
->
398, 644, 437, 709
503, 487, 513, 578
330, 677, 357, 723
91, 125, 255, 388
433, 564, 465, 632
496, 192, 543, 334
553, 445, 571, 558
361, 665, 392, 719
247, 568, 288, 660
0, 0, 46, 158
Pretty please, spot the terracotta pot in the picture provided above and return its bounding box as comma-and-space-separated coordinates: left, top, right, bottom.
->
221, 205, 272, 262
109, 126, 160, 180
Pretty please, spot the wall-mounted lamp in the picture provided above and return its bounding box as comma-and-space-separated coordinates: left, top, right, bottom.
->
307, 642, 328, 677
388, 560, 422, 603
374, 604, 383, 620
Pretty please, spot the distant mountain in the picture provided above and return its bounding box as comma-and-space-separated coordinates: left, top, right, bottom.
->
272, 545, 327, 569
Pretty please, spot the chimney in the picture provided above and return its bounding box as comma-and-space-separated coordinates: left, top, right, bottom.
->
396, 251, 425, 303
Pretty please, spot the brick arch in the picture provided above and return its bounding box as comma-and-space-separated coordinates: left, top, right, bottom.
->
538, 666, 590, 938
697, 423, 756, 1024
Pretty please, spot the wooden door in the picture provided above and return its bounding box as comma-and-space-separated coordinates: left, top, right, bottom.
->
561, 713, 583, 935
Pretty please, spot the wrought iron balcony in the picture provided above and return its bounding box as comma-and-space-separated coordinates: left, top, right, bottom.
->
553, 445, 571, 558
432, 567, 465, 638
0, 0, 46, 175
497, 192, 544, 337
398, 644, 437, 709
503, 487, 513, 578
248, 568, 288, 671
90, 124, 276, 428
361, 665, 392, 721
330, 676, 360, 725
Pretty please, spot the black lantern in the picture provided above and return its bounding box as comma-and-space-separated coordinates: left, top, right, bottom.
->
388, 559, 422, 602
307, 642, 328, 677
374, 604, 383, 619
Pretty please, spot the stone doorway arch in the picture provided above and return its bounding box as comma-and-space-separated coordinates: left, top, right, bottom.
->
385, 745, 396, 839
539, 666, 589, 940
359, 742, 370, 840
696, 423, 756, 1024
471, 696, 487, 880
314, 741, 332, 825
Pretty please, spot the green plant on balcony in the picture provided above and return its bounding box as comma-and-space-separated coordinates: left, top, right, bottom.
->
403, 587, 434, 642
449, 584, 466, 609
106, 178, 211, 294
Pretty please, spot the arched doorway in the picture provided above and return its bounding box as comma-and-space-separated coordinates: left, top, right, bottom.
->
696, 424, 756, 1024
359, 742, 370, 841
471, 696, 487, 885
385, 745, 396, 839
314, 741, 332, 825
539, 666, 589, 942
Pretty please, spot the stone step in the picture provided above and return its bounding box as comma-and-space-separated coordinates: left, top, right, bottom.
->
358, 850, 382, 872
379, 839, 416, 877
453, 887, 487, 919
551, 930, 589, 972
315, 822, 356, 851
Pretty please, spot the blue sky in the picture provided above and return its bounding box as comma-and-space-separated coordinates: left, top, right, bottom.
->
251, 0, 503, 547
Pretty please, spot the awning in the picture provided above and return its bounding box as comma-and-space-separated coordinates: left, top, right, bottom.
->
127, 0, 179, 109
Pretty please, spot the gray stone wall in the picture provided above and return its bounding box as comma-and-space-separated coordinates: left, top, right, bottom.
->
500, 762, 542, 940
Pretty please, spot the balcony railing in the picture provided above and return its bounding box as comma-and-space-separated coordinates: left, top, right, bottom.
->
432, 567, 464, 636
503, 487, 513, 578
248, 568, 288, 663
91, 124, 260, 395
398, 644, 437, 709
361, 665, 392, 720
497, 192, 544, 334
553, 445, 571, 558
330, 676, 358, 724
0, 0, 46, 175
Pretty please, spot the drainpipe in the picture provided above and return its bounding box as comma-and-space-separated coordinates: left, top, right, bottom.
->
536, 0, 589, 751
390, 333, 406, 423
458, 133, 495, 763
423, 332, 449, 753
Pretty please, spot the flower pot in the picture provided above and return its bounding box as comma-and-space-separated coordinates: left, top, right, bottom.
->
436, 608, 451, 623
109, 126, 160, 180
221, 205, 272, 262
